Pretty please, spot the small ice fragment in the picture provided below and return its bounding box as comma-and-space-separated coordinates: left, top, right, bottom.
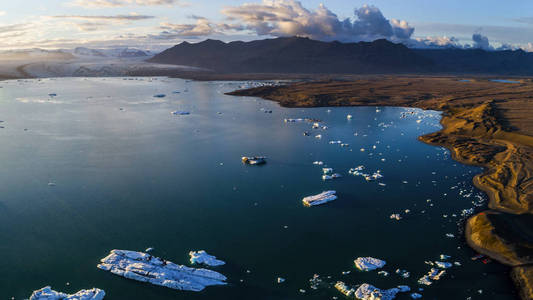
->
411, 293, 423, 299
445, 233, 455, 238
390, 214, 402, 220
434, 261, 452, 269
439, 254, 451, 260
347, 115, 353, 119
189, 250, 225, 266
277, 277, 285, 284
145, 247, 154, 253
171, 111, 190, 115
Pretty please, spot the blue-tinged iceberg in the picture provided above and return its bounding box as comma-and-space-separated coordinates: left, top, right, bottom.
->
97, 250, 227, 292
30, 286, 105, 300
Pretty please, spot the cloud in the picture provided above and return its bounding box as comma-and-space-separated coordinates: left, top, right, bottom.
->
69, 0, 185, 8
221, 1, 414, 42
155, 18, 216, 38
472, 33, 490, 50
513, 17, 533, 25
51, 15, 155, 21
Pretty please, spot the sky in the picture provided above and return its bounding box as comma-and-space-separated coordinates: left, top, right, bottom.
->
0, 0, 532, 51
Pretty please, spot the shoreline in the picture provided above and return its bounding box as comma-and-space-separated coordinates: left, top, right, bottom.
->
227, 76, 533, 299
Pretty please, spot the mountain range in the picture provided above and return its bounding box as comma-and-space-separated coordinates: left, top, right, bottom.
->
148, 37, 533, 75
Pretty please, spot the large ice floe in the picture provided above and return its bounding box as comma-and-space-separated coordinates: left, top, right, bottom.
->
354, 257, 386, 271
335, 282, 410, 300
30, 286, 105, 300
302, 190, 337, 206
98, 250, 227, 291
189, 250, 225, 267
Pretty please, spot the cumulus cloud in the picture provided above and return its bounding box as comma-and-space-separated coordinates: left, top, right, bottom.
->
472, 33, 490, 50
70, 0, 185, 8
221, 1, 414, 42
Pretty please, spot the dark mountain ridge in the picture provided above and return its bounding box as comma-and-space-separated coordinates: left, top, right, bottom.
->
149, 37, 533, 75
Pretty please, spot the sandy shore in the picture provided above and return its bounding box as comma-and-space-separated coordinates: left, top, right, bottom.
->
228, 75, 533, 299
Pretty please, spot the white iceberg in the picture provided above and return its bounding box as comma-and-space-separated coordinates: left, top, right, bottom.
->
434, 261, 452, 269
302, 190, 337, 206
97, 249, 227, 292
354, 283, 402, 300
189, 250, 225, 267
30, 286, 105, 300
354, 257, 386, 271
322, 168, 333, 174
335, 281, 355, 297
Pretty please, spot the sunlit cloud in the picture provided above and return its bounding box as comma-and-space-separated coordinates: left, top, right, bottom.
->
69, 0, 187, 8
221, 1, 414, 42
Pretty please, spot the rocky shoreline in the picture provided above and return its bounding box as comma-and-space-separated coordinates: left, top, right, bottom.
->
227, 76, 533, 299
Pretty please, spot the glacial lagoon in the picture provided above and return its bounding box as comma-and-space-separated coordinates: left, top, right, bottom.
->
0, 77, 515, 299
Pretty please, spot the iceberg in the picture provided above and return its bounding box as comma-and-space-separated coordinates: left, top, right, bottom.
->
354, 283, 401, 300
322, 168, 333, 174
335, 281, 355, 297
354, 257, 386, 271
302, 190, 337, 206
189, 250, 225, 267
97, 250, 227, 292
242, 156, 266, 165
171, 111, 190, 115
30, 286, 105, 300
322, 173, 342, 180
434, 261, 452, 269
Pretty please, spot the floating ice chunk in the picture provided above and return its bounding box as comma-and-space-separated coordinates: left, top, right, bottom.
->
277, 277, 285, 284
315, 134, 322, 139
97, 250, 227, 292
378, 270, 389, 277
312, 161, 324, 165
322, 173, 342, 180
434, 261, 452, 269
354, 283, 400, 300
145, 247, 154, 253
354, 257, 386, 271
329, 140, 342, 144
30, 286, 105, 300
323, 168, 333, 174
396, 269, 410, 278
347, 115, 353, 119
302, 191, 337, 206
397, 285, 411, 292
411, 293, 423, 299
445, 233, 455, 238
390, 214, 402, 220
189, 250, 225, 266
242, 156, 266, 165
439, 254, 451, 260
171, 111, 190, 115
335, 281, 355, 297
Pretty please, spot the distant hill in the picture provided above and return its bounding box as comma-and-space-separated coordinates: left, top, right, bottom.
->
148, 37, 533, 75
148, 37, 432, 74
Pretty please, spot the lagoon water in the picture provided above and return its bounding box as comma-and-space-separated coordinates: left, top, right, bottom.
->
0, 78, 515, 299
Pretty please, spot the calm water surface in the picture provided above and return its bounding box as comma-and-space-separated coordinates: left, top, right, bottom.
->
0, 78, 516, 299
